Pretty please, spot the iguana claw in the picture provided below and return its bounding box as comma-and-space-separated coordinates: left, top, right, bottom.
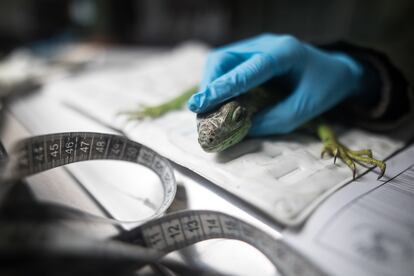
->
318, 124, 386, 180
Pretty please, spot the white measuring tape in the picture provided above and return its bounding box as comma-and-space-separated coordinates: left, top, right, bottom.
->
0, 132, 326, 275
0, 132, 176, 222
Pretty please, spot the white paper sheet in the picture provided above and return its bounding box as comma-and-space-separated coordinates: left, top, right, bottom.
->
41, 42, 405, 225
284, 142, 414, 276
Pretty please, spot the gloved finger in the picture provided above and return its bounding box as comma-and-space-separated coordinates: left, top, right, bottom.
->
188, 54, 276, 113
199, 51, 245, 91
248, 86, 317, 136
223, 35, 304, 76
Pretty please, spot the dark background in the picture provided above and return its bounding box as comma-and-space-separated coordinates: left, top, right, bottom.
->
0, 0, 413, 81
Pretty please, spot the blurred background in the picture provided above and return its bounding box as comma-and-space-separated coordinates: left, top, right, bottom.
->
0, 0, 413, 80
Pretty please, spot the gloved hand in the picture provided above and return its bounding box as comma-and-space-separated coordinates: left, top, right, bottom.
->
187, 34, 370, 136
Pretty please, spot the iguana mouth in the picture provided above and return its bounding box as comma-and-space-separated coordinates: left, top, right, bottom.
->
198, 122, 251, 152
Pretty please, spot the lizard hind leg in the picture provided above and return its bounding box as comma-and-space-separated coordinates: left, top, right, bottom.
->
120, 103, 170, 120
118, 85, 199, 121
317, 124, 386, 180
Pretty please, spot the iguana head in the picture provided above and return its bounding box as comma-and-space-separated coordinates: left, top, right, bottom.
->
196, 100, 251, 153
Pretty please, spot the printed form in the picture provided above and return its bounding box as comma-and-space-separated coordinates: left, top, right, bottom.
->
284, 142, 414, 276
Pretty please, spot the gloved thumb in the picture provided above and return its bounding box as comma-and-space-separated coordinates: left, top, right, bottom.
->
188, 54, 277, 113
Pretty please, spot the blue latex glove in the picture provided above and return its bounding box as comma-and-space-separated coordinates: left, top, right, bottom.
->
187, 34, 367, 136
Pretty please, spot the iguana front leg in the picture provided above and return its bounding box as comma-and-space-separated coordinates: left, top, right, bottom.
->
121, 86, 198, 120
316, 123, 386, 179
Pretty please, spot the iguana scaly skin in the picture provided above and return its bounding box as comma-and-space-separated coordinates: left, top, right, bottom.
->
123, 86, 386, 179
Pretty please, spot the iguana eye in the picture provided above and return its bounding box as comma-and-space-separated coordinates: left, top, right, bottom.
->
232, 106, 243, 122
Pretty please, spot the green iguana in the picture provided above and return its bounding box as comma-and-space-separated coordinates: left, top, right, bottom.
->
123, 86, 386, 179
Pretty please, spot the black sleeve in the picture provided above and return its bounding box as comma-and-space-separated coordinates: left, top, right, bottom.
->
320, 42, 414, 132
